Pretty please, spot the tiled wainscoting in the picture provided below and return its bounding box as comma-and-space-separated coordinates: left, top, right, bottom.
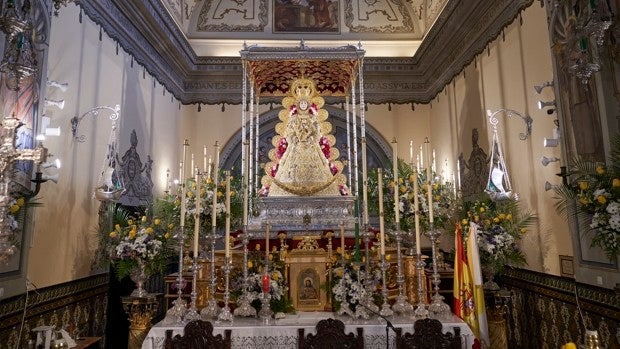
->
501, 268, 619, 349
0, 274, 108, 349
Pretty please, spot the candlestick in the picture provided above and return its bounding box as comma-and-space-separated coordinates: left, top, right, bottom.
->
414, 168, 421, 255
211, 141, 220, 229
225, 171, 231, 258
378, 168, 385, 256
361, 137, 369, 226
194, 171, 201, 257
180, 140, 189, 228
392, 138, 400, 224
203, 145, 207, 172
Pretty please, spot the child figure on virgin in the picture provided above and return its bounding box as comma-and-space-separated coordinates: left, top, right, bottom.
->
260, 77, 347, 197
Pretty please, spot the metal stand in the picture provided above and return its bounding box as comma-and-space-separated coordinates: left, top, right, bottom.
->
413, 253, 429, 318
234, 230, 257, 317
217, 255, 234, 322
258, 272, 272, 323
183, 258, 202, 321
426, 225, 450, 317
359, 229, 379, 316
164, 226, 187, 323
391, 226, 413, 315
378, 254, 394, 317
201, 232, 220, 319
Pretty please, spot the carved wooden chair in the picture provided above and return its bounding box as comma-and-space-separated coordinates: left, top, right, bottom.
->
395, 318, 462, 349
298, 318, 364, 349
164, 320, 232, 349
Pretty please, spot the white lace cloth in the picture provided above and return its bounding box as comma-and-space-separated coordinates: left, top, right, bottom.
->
141, 312, 474, 349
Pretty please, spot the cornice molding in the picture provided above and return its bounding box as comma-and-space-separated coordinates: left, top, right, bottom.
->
74, 0, 537, 105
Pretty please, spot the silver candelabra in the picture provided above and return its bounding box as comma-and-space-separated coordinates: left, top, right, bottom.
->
217, 255, 233, 322
201, 231, 220, 319
425, 224, 450, 317
234, 230, 256, 317
390, 225, 413, 315
378, 254, 394, 317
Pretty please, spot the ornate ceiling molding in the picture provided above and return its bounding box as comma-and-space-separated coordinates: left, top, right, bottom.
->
74, 0, 536, 105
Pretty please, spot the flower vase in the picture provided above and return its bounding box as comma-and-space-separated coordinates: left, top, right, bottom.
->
482, 265, 500, 291
130, 260, 149, 297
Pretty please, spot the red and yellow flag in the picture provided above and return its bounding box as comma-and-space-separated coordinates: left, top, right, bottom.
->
467, 222, 490, 348
453, 224, 478, 335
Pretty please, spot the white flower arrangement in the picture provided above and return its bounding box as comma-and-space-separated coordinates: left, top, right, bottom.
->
332, 262, 380, 317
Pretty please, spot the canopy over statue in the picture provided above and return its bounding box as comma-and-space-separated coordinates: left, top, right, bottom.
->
241, 42, 364, 233
261, 77, 347, 197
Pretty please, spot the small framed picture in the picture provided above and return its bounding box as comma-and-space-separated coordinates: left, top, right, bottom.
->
559, 255, 574, 277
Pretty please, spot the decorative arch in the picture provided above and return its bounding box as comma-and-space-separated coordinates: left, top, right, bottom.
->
220, 105, 392, 185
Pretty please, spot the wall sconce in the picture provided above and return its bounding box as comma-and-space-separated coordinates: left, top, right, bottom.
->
486, 108, 533, 140
541, 156, 560, 166
544, 138, 559, 147
71, 104, 120, 142
45, 98, 64, 110
534, 80, 553, 94
537, 99, 556, 110
46, 79, 68, 92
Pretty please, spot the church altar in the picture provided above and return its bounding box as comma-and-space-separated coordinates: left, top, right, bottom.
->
141, 312, 474, 349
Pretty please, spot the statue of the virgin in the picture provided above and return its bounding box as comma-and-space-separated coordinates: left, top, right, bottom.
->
260, 77, 347, 196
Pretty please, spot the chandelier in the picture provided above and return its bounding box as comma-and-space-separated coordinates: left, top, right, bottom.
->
0, 0, 38, 90
551, 0, 614, 85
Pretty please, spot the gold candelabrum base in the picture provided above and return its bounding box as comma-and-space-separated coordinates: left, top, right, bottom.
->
404, 254, 427, 304
122, 295, 159, 349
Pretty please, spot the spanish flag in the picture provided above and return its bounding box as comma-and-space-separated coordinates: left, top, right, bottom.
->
453, 224, 478, 338
467, 222, 490, 348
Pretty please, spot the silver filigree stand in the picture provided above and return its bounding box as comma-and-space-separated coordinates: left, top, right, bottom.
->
184, 257, 202, 321
201, 232, 220, 319
378, 254, 394, 317
217, 255, 234, 322
164, 226, 188, 323
359, 230, 379, 314
234, 230, 256, 317
413, 252, 429, 318
258, 272, 273, 323
391, 226, 413, 315
426, 225, 450, 317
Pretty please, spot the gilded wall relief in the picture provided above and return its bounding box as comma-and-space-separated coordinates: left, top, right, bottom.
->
345, 0, 418, 34
197, 0, 267, 31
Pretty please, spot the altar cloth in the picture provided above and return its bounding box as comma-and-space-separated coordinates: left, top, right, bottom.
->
142, 312, 474, 349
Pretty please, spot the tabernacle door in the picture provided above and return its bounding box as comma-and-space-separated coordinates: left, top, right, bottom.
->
286, 236, 327, 312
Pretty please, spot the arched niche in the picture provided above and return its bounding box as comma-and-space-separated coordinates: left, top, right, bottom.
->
219, 105, 393, 186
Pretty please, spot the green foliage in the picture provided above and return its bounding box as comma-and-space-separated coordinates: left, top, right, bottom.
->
457, 196, 535, 274
553, 135, 620, 260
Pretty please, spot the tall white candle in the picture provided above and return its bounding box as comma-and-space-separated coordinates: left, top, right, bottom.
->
413, 168, 421, 255
432, 149, 436, 173
243, 141, 249, 226
203, 145, 207, 172
409, 140, 414, 167
225, 171, 231, 258
392, 138, 399, 224
208, 156, 212, 180
362, 138, 369, 225
419, 145, 423, 169
166, 168, 171, 193
457, 159, 461, 192
194, 171, 201, 257
340, 223, 345, 252
425, 138, 434, 223
211, 142, 220, 229
416, 155, 420, 172
178, 161, 183, 186
191, 153, 195, 177
378, 168, 385, 256
180, 140, 189, 228
452, 172, 457, 196
265, 223, 270, 262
